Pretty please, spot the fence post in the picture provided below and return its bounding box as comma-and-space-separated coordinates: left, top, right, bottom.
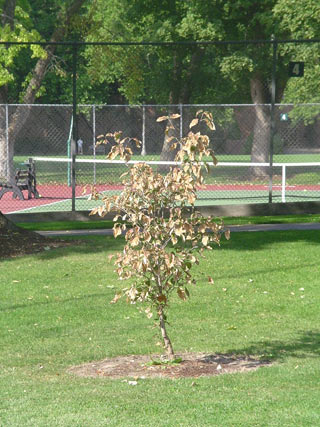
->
93, 104, 96, 184
269, 38, 277, 203
179, 104, 183, 140
5, 104, 9, 179
71, 42, 78, 212
141, 105, 146, 155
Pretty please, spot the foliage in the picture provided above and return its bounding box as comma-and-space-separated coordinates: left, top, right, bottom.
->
83, 0, 287, 105
90, 111, 230, 357
2, 1, 320, 107
0, 0, 87, 103
0, 2, 45, 91
274, 0, 320, 123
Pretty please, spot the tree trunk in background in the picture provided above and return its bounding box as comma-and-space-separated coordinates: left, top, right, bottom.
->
159, 50, 181, 171
158, 115, 180, 172
0, 0, 16, 181
250, 74, 270, 178
159, 49, 203, 172
0, 211, 15, 230
0, 0, 86, 181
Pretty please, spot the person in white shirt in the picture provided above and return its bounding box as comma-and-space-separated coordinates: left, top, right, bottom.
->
77, 138, 83, 154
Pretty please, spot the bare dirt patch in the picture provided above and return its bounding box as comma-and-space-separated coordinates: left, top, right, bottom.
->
68, 353, 271, 379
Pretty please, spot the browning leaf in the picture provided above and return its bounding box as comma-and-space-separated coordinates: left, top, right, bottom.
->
171, 235, 178, 245
113, 224, 122, 238
110, 293, 122, 304
177, 288, 187, 301
208, 276, 214, 284
157, 295, 167, 303
202, 235, 209, 246
169, 113, 181, 120
189, 118, 199, 128
156, 115, 168, 122
130, 235, 140, 247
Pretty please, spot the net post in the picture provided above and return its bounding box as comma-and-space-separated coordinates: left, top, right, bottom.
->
281, 164, 286, 203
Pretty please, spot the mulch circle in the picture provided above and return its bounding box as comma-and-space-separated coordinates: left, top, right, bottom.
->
68, 353, 271, 379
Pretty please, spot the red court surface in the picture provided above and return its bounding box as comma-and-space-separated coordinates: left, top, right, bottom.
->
1, 183, 320, 214
0, 184, 122, 214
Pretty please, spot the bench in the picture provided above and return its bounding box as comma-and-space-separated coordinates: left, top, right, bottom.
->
0, 158, 39, 200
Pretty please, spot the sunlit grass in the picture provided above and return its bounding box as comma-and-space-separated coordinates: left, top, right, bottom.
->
0, 231, 320, 426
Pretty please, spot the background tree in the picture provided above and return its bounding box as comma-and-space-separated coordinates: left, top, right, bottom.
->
84, 0, 295, 175
274, 0, 320, 127
0, 0, 87, 182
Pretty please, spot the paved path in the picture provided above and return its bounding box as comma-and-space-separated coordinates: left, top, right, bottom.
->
37, 222, 320, 237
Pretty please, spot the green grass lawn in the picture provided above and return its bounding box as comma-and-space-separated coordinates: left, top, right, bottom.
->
1, 231, 320, 426
16, 213, 320, 232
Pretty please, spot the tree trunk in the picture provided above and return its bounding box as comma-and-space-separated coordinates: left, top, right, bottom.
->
159, 49, 203, 172
0, 121, 14, 182
0, 0, 86, 181
0, 0, 16, 180
0, 211, 16, 230
158, 115, 180, 173
250, 74, 270, 178
158, 308, 174, 359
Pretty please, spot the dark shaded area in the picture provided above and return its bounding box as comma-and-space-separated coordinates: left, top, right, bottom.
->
218, 228, 320, 252
0, 220, 122, 260
0, 225, 73, 259
227, 330, 320, 362
0, 212, 75, 259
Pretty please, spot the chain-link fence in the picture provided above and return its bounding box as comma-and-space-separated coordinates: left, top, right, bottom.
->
1, 39, 320, 214
1, 102, 320, 214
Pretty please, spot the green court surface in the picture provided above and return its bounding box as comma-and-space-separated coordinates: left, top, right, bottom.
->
13, 188, 320, 214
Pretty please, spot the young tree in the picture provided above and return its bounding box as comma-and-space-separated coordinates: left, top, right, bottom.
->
90, 112, 230, 359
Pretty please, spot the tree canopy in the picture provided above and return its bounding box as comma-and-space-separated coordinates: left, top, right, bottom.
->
1, 0, 320, 106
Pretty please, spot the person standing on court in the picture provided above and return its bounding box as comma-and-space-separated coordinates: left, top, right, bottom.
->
77, 138, 83, 155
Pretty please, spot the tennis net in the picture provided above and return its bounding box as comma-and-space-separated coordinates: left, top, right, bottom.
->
28, 157, 320, 209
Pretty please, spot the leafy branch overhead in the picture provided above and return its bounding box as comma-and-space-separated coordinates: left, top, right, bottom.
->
90, 111, 230, 358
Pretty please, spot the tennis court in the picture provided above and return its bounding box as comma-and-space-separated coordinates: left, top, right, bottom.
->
1, 155, 320, 214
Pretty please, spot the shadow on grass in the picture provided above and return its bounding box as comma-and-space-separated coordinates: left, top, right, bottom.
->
1, 292, 110, 312
213, 260, 319, 281
0, 235, 125, 264
44, 235, 125, 256
2, 228, 320, 264
227, 330, 320, 362
218, 229, 320, 252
